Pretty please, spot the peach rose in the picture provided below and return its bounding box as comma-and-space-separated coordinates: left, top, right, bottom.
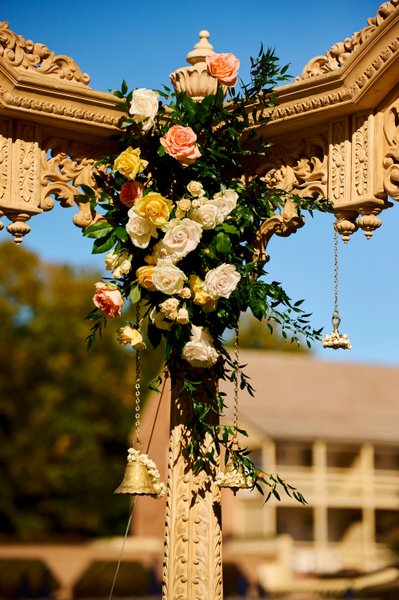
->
160, 125, 201, 165
120, 181, 144, 208
93, 282, 123, 318
206, 52, 240, 87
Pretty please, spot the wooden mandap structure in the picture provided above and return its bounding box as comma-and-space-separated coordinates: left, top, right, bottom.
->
1, 1, 399, 597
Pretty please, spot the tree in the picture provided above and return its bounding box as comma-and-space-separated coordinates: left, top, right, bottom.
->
0, 241, 161, 539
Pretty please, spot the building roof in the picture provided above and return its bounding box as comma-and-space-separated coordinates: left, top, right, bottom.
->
221, 350, 399, 445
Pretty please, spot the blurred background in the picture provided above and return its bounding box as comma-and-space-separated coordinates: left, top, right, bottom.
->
1, 1, 399, 598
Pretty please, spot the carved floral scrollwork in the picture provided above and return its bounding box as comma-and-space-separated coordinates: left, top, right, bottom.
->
163, 376, 222, 600
261, 135, 328, 200
41, 138, 100, 229
0, 22, 90, 85
383, 99, 399, 199
298, 0, 399, 80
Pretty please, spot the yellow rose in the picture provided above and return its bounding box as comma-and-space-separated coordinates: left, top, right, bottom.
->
113, 147, 148, 180
117, 325, 146, 349
134, 192, 173, 227
190, 275, 212, 305
136, 265, 156, 291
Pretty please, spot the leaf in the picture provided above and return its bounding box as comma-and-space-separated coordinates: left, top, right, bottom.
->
129, 285, 141, 305
215, 232, 232, 255
92, 234, 116, 254
84, 222, 114, 239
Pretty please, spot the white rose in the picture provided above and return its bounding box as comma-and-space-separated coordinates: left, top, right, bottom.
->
159, 297, 180, 320
213, 189, 238, 218
179, 287, 192, 299
129, 88, 159, 131
204, 263, 241, 299
182, 325, 219, 368
189, 201, 223, 230
152, 259, 187, 295
105, 250, 132, 279
176, 307, 189, 325
187, 181, 205, 197
158, 218, 203, 260
126, 209, 157, 248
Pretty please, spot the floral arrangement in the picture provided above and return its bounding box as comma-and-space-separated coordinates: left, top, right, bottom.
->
80, 47, 329, 502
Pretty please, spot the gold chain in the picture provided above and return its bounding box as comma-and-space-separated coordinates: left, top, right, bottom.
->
232, 325, 239, 448
134, 301, 141, 449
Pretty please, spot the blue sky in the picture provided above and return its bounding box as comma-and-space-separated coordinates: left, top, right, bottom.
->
3, 0, 398, 365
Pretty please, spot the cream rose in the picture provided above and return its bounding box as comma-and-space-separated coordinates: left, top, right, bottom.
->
129, 88, 159, 131
152, 259, 187, 295
182, 325, 219, 368
213, 189, 238, 218
126, 210, 157, 248
204, 264, 241, 299
157, 218, 203, 260
150, 308, 173, 331
159, 297, 180, 320
176, 307, 189, 325
189, 201, 223, 230
206, 52, 240, 87
93, 282, 123, 318
160, 125, 201, 165
104, 250, 132, 279
117, 325, 146, 349
134, 192, 173, 227
113, 147, 148, 180
187, 181, 205, 197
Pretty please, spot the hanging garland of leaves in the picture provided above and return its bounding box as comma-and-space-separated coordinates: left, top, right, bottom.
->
78, 46, 330, 503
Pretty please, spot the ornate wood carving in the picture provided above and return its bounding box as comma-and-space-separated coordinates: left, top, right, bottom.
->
383, 98, 399, 199
0, 21, 90, 85
41, 138, 101, 229
162, 374, 223, 600
298, 0, 399, 80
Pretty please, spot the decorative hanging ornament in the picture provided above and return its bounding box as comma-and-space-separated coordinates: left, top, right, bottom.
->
216, 325, 254, 494
115, 302, 166, 498
322, 229, 352, 350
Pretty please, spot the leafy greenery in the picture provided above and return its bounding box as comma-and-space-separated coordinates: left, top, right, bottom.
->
80, 47, 331, 502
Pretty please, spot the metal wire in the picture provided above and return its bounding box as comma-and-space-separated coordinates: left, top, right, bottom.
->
108, 367, 169, 600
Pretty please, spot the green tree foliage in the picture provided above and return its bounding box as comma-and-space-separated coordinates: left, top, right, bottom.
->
0, 241, 161, 540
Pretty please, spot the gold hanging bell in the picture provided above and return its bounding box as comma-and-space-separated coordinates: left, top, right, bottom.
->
114, 449, 166, 498
217, 462, 254, 495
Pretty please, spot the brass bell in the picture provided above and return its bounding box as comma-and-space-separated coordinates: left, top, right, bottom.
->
217, 462, 253, 495
115, 460, 160, 497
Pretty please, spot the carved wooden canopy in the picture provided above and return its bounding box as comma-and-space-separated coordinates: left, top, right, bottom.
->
0, 1, 399, 243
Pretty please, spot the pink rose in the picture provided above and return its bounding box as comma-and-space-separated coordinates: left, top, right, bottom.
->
120, 181, 144, 208
93, 282, 123, 318
206, 52, 240, 87
160, 125, 201, 165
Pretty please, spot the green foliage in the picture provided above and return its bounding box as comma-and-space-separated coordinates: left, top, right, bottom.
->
0, 242, 162, 539
79, 46, 332, 502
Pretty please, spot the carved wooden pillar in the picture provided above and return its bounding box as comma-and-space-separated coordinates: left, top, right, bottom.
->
162, 370, 222, 599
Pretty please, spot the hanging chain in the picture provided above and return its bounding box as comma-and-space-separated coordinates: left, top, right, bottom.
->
332, 228, 341, 331
232, 325, 239, 448
134, 301, 141, 448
